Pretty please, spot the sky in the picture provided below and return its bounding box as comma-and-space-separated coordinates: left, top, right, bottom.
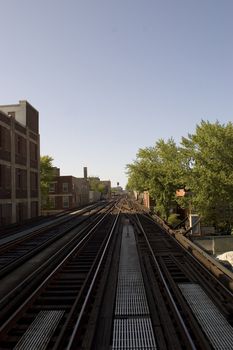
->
1, 0, 233, 188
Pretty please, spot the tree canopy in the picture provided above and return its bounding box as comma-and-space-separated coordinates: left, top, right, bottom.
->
180, 120, 233, 228
126, 121, 233, 230
88, 177, 105, 194
40, 155, 54, 206
127, 138, 183, 219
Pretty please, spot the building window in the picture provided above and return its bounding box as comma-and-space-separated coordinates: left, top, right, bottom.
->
0, 165, 2, 187
0, 126, 3, 148
62, 182, 69, 192
31, 172, 38, 189
49, 183, 55, 192
16, 136, 21, 154
63, 196, 69, 208
49, 197, 55, 209
30, 142, 38, 161
6, 166, 11, 189
35, 173, 38, 188
34, 143, 38, 161
16, 169, 21, 188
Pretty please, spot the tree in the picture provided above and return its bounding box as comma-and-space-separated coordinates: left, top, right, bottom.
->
40, 155, 54, 207
180, 120, 233, 229
127, 121, 233, 230
88, 177, 105, 194
126, 138, 183, 220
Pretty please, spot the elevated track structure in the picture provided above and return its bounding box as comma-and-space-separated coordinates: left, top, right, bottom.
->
0, 198, 232, 349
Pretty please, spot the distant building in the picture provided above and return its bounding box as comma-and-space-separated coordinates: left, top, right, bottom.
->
88, 180, 111, 202
87, 169, 111, 201
89, 190, 101, 203
0, 100, 40, 225
42, 168, 89, 215
111, 186, 124, 197
99, 180, 111, 199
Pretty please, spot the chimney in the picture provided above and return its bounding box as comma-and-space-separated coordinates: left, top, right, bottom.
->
83, 167, 88, 179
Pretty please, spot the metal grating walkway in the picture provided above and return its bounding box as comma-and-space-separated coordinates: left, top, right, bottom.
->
179, 283, 233, 350
14, 310, 64, 350
112, 222, 157, 349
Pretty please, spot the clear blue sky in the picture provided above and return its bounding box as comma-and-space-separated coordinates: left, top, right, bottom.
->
1, 0, 233, 188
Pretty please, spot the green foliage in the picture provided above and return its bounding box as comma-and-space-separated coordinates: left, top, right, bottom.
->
167, 213, 181, 228
126, 120, 233, 229
40, 155, 54, 206
126, 138, 184, 220
88, 178, 105, 193
180, 120, 233, 228
97, 183, 105, 193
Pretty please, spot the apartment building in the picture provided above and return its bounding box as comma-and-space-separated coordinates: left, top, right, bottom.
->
0, 100, 40, 225
43, 168, 89, 215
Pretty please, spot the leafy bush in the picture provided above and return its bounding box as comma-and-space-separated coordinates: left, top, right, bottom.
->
167, 213, 181, 228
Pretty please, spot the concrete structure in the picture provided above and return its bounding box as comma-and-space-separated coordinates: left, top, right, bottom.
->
89, 190, 101, 203
193, 236, 233, 255
43, 168, 89, 215
142, 191, 156, 209
0, 100, 40, 225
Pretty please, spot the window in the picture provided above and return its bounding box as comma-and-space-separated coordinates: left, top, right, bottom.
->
30, 142, 38, 161
49, 183, 55, 192
6, 166, 11, 189
0, 126, 3, 148
63, 196, 69, 208
16, 169, 21, 188
0, 165, 2, 187
31, 172, 38, 189
34, 173, 38, 188
34, 143, 38, 161
17, 136, 21, 154
62, 182, 69, 192
49, 197, 55, 209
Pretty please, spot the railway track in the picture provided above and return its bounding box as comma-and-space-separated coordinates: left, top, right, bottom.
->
87, 202, 233, 350
134, 212, 233, 350
0, 202, 111, 278
0, 203, 121, 349
0, 208, 79, 239
0, 198, 232, 349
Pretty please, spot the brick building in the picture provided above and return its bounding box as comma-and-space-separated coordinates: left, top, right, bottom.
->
99, 180, 111, 199
43, 168, 89, 215
0, 100, 40, 225
87, 175, 111, 201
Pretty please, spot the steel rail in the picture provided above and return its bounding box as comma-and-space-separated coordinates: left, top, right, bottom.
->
0, 202, 105, 248
0, 204, 117, 337
135, 213, 197, 350
142, 212, 233, 298
58, 209, 121, 350
0, 203, 116, 321
0, 202, 113, 278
